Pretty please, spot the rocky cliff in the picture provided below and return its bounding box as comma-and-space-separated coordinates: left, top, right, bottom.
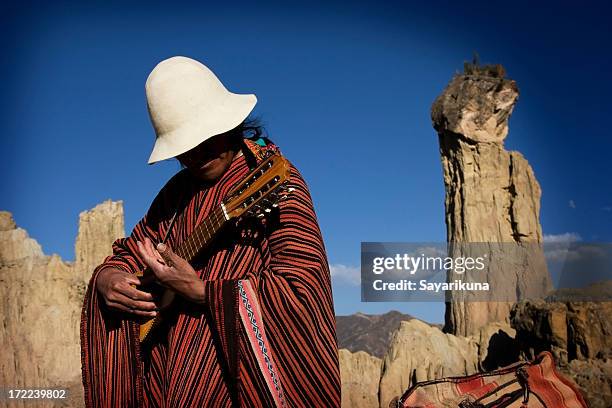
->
339, 349, 382, 408
336, 311, 421, 358
74, 201, 124, 284
431, 64, 553, 336
511, 298, 612, 408
0, 201, 124, 408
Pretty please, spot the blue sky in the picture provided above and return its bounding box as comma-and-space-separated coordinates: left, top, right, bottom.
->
1, 1, 611, 323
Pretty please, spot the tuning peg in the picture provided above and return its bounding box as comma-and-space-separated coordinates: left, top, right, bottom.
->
272, 203, 278, 208
288, 187, 295, 193
257, 213, 265, 218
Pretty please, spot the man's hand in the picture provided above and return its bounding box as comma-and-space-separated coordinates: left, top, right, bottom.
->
136, 237, 206, 304
95, 267, 158, 317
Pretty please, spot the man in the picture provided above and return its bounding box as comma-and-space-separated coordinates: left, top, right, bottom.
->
80, 56, 341, 407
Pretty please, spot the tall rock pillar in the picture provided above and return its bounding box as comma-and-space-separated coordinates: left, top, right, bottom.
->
431, 64, 552, 336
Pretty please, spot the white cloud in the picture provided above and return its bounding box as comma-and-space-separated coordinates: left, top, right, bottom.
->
543, 232, 582, 263
545, 248, 579, 263
413, 246, 447, 257
543, 232, 582, 243
329, 263, 360, 285
568, 200, 576, 209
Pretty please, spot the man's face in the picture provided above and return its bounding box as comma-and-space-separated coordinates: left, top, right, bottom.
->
176, 132, 238, 181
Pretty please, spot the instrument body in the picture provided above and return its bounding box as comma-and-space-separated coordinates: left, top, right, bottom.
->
136, 153, 292, 343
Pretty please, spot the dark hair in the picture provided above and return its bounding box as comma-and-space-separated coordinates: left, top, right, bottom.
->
232, 114, 266, 140
176, 114, 267, 169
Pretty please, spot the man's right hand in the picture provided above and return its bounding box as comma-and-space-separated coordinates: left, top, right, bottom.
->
95, 267, 158, 317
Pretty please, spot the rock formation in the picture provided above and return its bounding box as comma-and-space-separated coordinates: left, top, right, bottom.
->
377, 319, 516, 408
431, 64, 553, 336
338, 301, 609, 408
336, 311, 423, 358
74, 200, 124, 284
337, 317, 520, 408
339, 349, 382, 408
0, 200, 124, 408
334, 64, 609, 408
511, 299, 612, 408
378, 319, 477, 407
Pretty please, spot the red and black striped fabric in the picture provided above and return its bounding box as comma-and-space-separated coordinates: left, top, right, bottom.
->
80, 139, 341, 407
394, 352, 587, 408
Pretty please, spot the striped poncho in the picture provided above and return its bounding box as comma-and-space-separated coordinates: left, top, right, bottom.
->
80, 139, 341, 407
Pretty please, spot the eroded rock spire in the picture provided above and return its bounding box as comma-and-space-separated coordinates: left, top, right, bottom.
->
431, 64, 553, 336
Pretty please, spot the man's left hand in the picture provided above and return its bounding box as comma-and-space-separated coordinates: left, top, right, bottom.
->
136, 237, 206, 304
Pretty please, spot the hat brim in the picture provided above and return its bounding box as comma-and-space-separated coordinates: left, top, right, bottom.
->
147, 92, 257, 164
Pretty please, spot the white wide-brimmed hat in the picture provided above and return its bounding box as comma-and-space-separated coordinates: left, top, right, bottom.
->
145, 56, 257, 164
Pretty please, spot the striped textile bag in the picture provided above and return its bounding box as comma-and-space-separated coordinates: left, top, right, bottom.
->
391, 352, 587, 408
